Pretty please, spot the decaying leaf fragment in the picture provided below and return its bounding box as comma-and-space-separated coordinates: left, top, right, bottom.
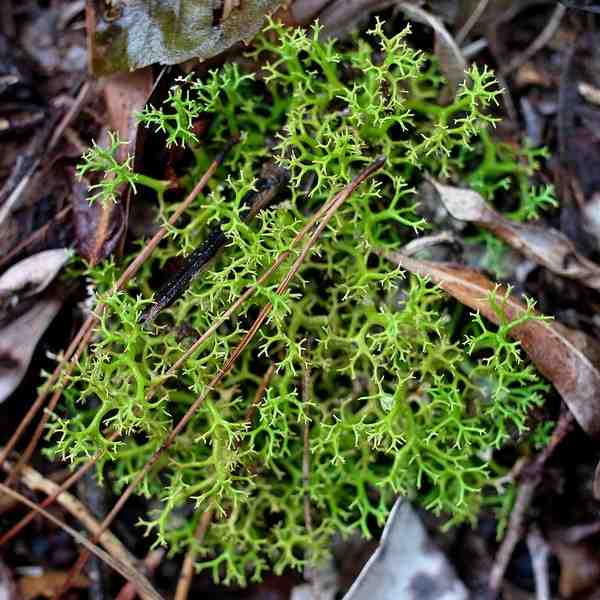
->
428, 179, 600, 291
343, 498, 468, 600
382, 251, 600, 439
87, 0, 283, 75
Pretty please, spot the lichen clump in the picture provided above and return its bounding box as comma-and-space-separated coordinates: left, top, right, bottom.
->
51, 20, 550, 584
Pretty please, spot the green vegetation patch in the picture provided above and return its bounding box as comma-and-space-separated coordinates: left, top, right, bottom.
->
51, 19, 552, 585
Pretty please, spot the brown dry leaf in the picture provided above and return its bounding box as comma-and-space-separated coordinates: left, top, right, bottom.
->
428, 179, 600, 290
74, 69, 152, 265
381, 251, 600, 438
86, 0, 283, 75
18, 570, 88, 600
73, 179, 125, 266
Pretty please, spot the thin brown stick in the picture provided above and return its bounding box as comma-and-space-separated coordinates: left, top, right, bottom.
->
0, 455, 133, 563
0, 483, 163, 600
0, 431, 119, 546
302, 363, 313, 535
48, 81, 93, 152
242, 363, 276, 428
302, 363, 321, 600
0, 205, 72, 270
0, 140, 235, 483
488, 411, 575, 597
115, 549, 166, 600
56, 156, 385, 599
174, 509, 214, 600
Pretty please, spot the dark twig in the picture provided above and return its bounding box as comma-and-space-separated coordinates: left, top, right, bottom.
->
142, 162, 290, 323
488, 411, 575, 597
56, 156, 385, 599
455, 0, 490, 45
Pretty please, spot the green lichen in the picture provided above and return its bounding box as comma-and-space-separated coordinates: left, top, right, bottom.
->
50, 19, 551, 585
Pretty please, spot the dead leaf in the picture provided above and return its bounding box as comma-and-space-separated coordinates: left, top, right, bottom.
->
343, 498, 468, 600
73, 179, 125, 265
0, 295, 62, 403
381, 251, 600, 438
86, 0, 283, 75
428, 179, 600, 291
18, 570, 88, 600
72, 68, 153, 265
104, 67, 154, 162
0, 248, 69, 299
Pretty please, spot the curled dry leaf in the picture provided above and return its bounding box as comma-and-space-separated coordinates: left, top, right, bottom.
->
428, 178, 600, 291
86, 0, 283, 75
0, 248, 69, 299
73, 180, 125, 266
381, 251, 600, 438
74, 69, 152, 265
343, 498, 468, 600
0, 295, 62, 403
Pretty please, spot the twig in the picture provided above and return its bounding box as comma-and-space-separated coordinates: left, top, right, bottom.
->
115, 549, 165, 600
242, 363, 276, 429
302, 362, 321, 600
174, 509, 213, 600
0, 483, 163, 600
456, 0, 490, 45
0, 140, 235, 484
56, 156, 385, 599
488, 411, 575, 597
0, 456, 134, 564
142, 162, 289, 323
501, 4, 566, 76
527, 526, 551, 600
48, 81, 93, 151
0, 433, 119, 546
